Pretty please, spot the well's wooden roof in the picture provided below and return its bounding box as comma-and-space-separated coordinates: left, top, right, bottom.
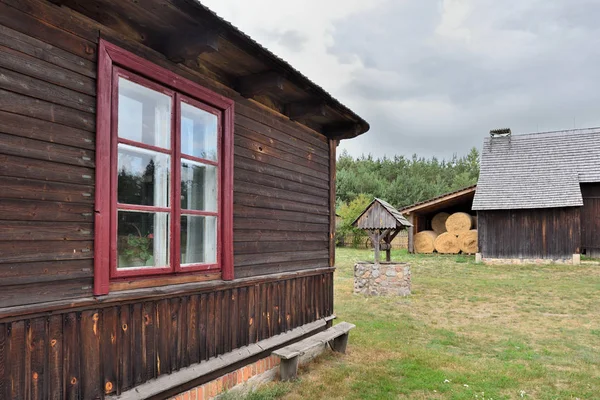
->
352, 198, 412, 230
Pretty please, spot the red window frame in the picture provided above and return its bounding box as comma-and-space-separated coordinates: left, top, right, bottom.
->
95, 40, 234, 295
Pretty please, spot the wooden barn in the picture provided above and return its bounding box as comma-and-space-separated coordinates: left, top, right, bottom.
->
399, 186, 476, 253
0, 0, 369, 398
473, 128, 600, 262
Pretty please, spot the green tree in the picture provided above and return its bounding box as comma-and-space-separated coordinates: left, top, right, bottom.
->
336, 194, 372, 248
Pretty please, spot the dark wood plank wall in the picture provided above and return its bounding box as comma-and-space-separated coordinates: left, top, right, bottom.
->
478, 207, 581, 259
580, 183, 600, 254
0, 0, 331, 308
0, 271, 334, 399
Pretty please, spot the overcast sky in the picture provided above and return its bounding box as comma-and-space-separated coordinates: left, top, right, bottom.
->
201, 0, 600, 160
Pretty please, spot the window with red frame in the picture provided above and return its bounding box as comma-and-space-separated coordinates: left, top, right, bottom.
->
95, 40, 233, 295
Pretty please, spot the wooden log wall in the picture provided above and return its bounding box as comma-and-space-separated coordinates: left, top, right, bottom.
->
477, 207, 581, 259
0, 271, 333, 399
0, 0, 332, 308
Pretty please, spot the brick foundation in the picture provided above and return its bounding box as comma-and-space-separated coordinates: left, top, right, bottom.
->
168, 355, 281, 400
481, 254, 580, 265
354, 262, 411, 296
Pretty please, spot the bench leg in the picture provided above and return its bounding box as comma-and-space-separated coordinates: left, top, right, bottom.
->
330, 333, 349, 354
279, 356, 299, 381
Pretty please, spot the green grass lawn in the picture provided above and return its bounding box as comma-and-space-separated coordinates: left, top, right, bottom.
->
246, 248, 600, 400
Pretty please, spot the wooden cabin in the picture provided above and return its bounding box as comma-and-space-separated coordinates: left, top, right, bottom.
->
399, 186, 476, 253
473, 128, 600, 262
0, 0, 369, 398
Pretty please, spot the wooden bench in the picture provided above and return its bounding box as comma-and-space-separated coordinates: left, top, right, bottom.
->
272, 322, 356, 381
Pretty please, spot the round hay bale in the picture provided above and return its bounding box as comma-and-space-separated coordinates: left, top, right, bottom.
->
414, 230, 438, 254
434, 232, 461, 254
459, 229, 478, 254
431, 212, 449, 234
445, 212, 473, 234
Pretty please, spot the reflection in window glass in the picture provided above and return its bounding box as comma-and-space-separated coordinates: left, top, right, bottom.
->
181, 102, 218, 161
181, 161, 217, 212
117, 211, 169, 269
118, 77, 171, 149
181, 215, 217, 265
117, 144, 170, 207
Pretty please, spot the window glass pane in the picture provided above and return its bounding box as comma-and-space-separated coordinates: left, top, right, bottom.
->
181, 102, 218, 161
181, 161, 217, 212
117, 211, 170, 269
118, 77, 171, 149
181, 215, 217, 265
118, 144, 170, 207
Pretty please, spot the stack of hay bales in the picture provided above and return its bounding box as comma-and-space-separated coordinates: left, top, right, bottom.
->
414, 212, 478, 254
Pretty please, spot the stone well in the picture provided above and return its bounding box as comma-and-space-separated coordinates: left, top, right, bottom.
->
354, 262, 411, 296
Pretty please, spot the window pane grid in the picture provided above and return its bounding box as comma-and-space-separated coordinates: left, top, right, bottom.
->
112, 70, 220, 278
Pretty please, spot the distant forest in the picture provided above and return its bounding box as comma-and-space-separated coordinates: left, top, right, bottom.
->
336, 147, 480, 243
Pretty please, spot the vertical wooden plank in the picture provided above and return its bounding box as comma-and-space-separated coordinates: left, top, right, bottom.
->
199, 294, 207, 362
291, 278, 297, 329
63, 313, 80, 400
248, 285, 256, 344
80, 310, 102, 399
156, 299, 170, 376
273, 282, 281, 335
0, 324, 6, 400
169, 298, 180, 371
260, 283, 268, 341
187, 295, 199, 365
119, 305, 132, 393
178, 297, 187, 368
207, 292, 216, 359
29, 317, 47, 400
169, 297, 181, 371
222, 290, 230, 353
143, 302, 156, 381
214, 291, 223, 355
132, 303, 143, 385
301, 276, 307, 325
285, 279, 294, 332
238, 287, 247, 348
267, 283, 274, 338
8, 321, 25, 400
102, 307, 118, 396
329, 139, 337, 268
230, 288, 238, 351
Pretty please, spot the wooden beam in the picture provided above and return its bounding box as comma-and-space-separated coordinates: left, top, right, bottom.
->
323, 122, 362, 140
162, 31, 219, 64
329, 139, 337, 268
237, 71, 285, 97
285, 101, 329, 121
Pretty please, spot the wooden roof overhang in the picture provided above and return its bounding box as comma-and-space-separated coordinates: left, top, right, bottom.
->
400, 185, 476, 215
51, 0, 369, 140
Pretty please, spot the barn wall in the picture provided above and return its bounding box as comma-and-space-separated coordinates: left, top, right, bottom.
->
580, 183, 600, 255
478, 207, 581, 259
0, 0, 331, 309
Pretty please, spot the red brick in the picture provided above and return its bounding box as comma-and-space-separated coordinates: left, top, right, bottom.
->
236, 370, 242, 385
190, 388, 198, 400
197, 386, 205, 400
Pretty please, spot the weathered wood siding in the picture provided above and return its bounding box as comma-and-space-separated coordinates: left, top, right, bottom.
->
0, 0, 331, 308
580, 183, 600, 255
478, 207, 581, 259
0, 271, 333, 399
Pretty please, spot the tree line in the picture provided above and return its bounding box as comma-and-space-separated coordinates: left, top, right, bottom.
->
336, 147, 480, 246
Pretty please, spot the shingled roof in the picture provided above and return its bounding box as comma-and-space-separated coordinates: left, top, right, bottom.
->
472, 127, 600, 210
